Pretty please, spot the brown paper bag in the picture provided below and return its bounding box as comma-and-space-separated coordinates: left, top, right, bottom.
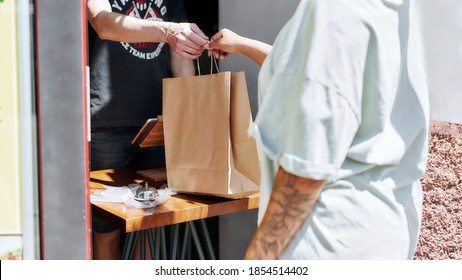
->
162, 71, 260, 199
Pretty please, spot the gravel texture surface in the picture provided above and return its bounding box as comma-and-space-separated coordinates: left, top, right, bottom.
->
414, 120, 462, 260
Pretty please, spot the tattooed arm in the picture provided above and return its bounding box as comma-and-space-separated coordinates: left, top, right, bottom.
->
244, 166, 325, 259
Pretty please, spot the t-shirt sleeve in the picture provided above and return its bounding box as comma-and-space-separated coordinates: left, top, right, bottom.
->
250, 0, 370, 182
250, 74, 360, 183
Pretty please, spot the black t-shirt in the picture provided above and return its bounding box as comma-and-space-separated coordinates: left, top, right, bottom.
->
89, 0, 188, 128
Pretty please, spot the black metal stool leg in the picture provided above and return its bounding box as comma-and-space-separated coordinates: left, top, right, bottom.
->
159, 226, 167, 260
128, 231, 140, 260
199, 219, 216, 260
155, 228, 161, 259
122, 232, 136, 260
147, 228, 155, 259
189, 221, 205, 260
170, 224, 180, 260
122, 231, 140, 260
180, 222, 191, 260
140, 230, 146, 260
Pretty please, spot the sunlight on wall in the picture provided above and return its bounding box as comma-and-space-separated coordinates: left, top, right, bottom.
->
0, 0, 23, 259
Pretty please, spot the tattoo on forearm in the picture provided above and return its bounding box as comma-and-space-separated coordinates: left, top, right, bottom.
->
247, 169, 323, 259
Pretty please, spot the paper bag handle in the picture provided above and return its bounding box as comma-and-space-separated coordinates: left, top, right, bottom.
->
196, 55, 220, 76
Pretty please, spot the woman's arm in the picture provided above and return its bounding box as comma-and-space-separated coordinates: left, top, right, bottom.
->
208, 29, 272, 65
87, 0, 209, 59
244, 166, 325, 259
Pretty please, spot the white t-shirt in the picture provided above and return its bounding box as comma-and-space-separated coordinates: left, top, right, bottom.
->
250, 0, 429, 259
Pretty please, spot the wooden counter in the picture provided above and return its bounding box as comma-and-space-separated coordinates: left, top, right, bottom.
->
90, 168, 260, 233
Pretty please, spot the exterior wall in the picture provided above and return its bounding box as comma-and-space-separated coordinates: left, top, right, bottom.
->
0, 0, 23, 260
417, 0, 462, 125
218, 0, 300, 260
36, 0, 89, 259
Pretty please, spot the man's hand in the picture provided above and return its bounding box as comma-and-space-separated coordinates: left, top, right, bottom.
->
166, 23, 209, 59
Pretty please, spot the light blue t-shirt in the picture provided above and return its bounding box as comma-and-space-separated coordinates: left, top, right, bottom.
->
250, 0, 429, 259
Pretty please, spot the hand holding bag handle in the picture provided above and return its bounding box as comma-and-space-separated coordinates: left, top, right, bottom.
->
196, 55, 220, 76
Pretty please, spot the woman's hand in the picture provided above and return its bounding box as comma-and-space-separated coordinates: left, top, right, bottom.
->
208, 28, 272, 65
208, 28, 244, 59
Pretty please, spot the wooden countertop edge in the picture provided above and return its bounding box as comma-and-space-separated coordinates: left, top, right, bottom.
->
91, 193, 260, 232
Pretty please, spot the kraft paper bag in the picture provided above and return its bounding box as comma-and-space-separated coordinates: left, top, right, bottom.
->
162, 71, 260, 199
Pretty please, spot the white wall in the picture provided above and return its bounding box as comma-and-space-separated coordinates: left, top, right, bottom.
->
217, 0, 301, 118
218, 0, 300, 260
416, 0, 462, 125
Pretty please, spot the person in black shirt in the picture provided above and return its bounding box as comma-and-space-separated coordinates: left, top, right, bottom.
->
87, 0, 209, 259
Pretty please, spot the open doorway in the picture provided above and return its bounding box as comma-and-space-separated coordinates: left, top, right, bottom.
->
86, 0, 220, 259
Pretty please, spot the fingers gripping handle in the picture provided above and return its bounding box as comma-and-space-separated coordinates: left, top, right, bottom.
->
196, 56, 220, 76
